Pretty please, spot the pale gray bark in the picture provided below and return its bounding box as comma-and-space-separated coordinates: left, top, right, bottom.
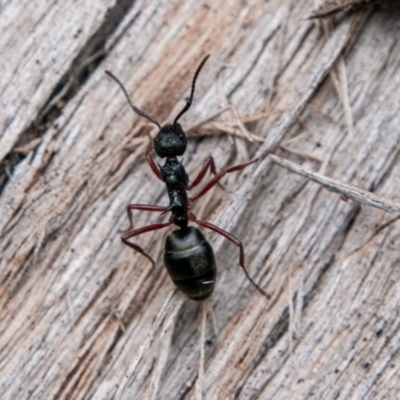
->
1, 1, 400, 399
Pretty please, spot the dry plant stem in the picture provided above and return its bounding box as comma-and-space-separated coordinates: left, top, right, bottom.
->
191, 123, 264, 142
328, 53, 356, 143
332, 58, 355, 141
279, 144, 324, 163
149, 295, 184, 400
39, 50, 105, 120
13, 138, 42, 155
288, 262, 295, 354
310, 0, 382, 18
322, 17, 360, 185
343, 9, 371, 54
217, 75, 254, 143
266, 3, 288, 107
114, 289, 183, 400
269, 154, 400, 213
196, 302, 207, 400
191, 112, 276, 141
206, 300, 218, 337
215, 73, 251, 157
114, 310, 127, 333
294, 265, 304, 339
185, 106, 231, 134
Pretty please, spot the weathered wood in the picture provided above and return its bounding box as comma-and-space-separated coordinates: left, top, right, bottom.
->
1, 1, 400, 399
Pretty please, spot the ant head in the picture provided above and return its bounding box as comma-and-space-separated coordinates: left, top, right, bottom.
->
106, 55, 209, 158
154, 55, 209, 158
154, 123, 187, 158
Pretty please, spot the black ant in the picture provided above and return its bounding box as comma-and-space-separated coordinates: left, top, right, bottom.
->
106, 56, 270, 301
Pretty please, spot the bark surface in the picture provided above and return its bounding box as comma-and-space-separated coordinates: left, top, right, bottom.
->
1, 1, 400, 399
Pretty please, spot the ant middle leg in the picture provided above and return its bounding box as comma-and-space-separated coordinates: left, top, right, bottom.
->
190, 157, 259, 202
188, 212, 270, 299
146, 152, 163, 181
122, 204, 167, 233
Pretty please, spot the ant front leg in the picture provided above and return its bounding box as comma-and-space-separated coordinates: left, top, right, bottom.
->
190, 157, 259, 202
189, 212, 270, 299
187, 156, 217, 190
146, 152, 163, 181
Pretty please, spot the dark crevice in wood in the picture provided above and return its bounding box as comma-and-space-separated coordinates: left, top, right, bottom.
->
177, 376, 195, 400
53, 346, 97, 400
235, 254, 338, 398
363, 317, 400, 397
227, 26, 280, 100
370, 145, 400, 193
268, 27, 317, 104
234, 307, 290, 399
100, 326, 124, 370
341, 203, 362, 238
303, 254, 336, 310
310, 0, 387, 20
74, 268, 118, 329
290, 205, 361, 313
16, 93, 88, 205
121, 266, 169, 329
3, 246, 35, 301
0, 0, 138, 195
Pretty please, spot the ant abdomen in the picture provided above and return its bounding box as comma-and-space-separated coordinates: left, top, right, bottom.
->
164, 227, 217, 301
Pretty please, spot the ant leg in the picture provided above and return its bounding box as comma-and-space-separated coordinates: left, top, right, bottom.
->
146, 152, 163, 181
123, 204, 167, 233
187, 156, 217, 190
190, 157, 259, 203
121, 221, 172, 267
189, 212, 270, 299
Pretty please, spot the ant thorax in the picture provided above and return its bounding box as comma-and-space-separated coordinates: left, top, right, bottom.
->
160, 157, 190, 227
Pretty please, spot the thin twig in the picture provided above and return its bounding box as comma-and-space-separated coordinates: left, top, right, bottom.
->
114, 290, 182, 400
149, 295, 183, 400
186, 107, 231, 133
196, 302, 207, 400
269, 154, 400, 213
205, 301, 218, 337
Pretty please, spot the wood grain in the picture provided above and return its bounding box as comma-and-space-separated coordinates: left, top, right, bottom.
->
1, 1, 400, 399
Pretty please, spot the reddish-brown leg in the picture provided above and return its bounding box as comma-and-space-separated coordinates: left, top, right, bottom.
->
123, 203, 166, 233
188, 212, 270, 299
121, 221, 172, 267
146, 152, 163, 181
187, 156, 217, 190
190, 157, 259, 203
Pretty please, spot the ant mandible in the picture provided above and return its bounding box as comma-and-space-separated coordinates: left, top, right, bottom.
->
106, 56, 270, 301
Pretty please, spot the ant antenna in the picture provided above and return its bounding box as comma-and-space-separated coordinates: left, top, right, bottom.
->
173, 55, 210, 127
105, 70, 162, 129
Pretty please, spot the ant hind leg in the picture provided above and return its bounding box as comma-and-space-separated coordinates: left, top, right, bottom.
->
121, 221, 172, 267
189, 212, 270, 299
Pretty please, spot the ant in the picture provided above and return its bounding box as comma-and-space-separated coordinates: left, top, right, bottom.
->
106, 56, 270, 301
